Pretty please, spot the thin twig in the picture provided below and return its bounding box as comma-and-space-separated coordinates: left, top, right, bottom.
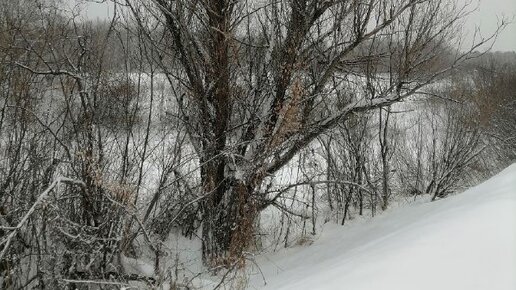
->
0, 177, 85, 261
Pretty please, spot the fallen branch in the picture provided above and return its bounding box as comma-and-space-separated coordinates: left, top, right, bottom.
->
62, 279, 130, 287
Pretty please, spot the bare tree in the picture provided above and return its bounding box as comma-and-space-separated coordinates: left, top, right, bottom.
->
121, 0, 501, 266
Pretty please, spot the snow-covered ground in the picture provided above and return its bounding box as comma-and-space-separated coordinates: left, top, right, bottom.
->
248, 164, 516, 290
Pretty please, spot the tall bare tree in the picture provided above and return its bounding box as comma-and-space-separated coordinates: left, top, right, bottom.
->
121, 0, 499, 266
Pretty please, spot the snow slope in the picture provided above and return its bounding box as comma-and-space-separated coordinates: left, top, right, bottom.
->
250, 164, 516, 290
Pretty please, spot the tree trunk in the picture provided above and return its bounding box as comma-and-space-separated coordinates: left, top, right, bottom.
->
200, 167, 257, 267
379, 107, 391, 211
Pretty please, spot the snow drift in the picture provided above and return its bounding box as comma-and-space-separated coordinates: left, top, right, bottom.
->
250, 164, 516, 290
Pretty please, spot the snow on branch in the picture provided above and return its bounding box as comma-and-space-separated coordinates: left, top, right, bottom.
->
0, 177, 85, 261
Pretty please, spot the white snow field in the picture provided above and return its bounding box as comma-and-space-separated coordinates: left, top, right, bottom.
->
250, 164, 516, 290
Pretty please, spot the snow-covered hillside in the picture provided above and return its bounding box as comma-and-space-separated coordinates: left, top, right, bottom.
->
249, 164, 516, 290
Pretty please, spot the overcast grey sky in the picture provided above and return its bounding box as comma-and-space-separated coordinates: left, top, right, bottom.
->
466, 0, 516, 52
74, 0, 516, 52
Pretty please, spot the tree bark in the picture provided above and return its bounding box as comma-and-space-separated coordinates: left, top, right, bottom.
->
201, 173, 257, 267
